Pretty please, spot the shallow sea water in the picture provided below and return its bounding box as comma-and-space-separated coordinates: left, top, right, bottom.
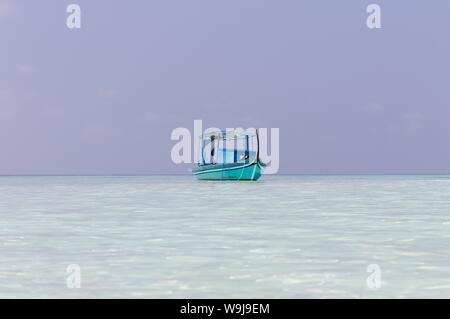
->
1, 175, 450, 298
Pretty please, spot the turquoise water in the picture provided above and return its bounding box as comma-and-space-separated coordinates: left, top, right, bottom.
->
1, 175, 450, 298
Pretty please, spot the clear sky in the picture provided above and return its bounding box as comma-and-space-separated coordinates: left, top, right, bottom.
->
1, 1, 450, 175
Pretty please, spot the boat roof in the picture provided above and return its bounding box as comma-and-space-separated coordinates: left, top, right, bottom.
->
201, 130, 256, 140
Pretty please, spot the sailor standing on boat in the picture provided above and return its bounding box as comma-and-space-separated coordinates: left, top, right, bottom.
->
210, 135, 216, 164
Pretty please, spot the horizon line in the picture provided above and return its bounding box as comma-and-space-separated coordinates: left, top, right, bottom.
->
2, 173, 450, 177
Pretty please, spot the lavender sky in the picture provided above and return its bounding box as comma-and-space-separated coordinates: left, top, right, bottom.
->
1, 1, 450, 175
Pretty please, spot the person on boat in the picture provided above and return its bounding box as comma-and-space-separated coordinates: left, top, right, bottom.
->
240, 154, 250, 161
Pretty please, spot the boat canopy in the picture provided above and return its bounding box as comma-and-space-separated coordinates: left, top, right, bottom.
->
198, 129, 258, 166
202, 129, 257, 140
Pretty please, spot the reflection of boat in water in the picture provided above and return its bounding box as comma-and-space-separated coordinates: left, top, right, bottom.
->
192, 129, 266, 181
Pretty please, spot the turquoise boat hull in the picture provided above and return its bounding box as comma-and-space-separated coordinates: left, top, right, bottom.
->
193, 160, 265, 181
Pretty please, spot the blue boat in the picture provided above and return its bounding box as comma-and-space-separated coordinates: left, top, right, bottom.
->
192, 129, 266, 181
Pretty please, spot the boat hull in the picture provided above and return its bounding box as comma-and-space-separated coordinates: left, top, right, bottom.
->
193, 161, 265, 181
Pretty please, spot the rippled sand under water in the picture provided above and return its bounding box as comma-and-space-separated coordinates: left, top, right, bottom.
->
1, 175, 450, 298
